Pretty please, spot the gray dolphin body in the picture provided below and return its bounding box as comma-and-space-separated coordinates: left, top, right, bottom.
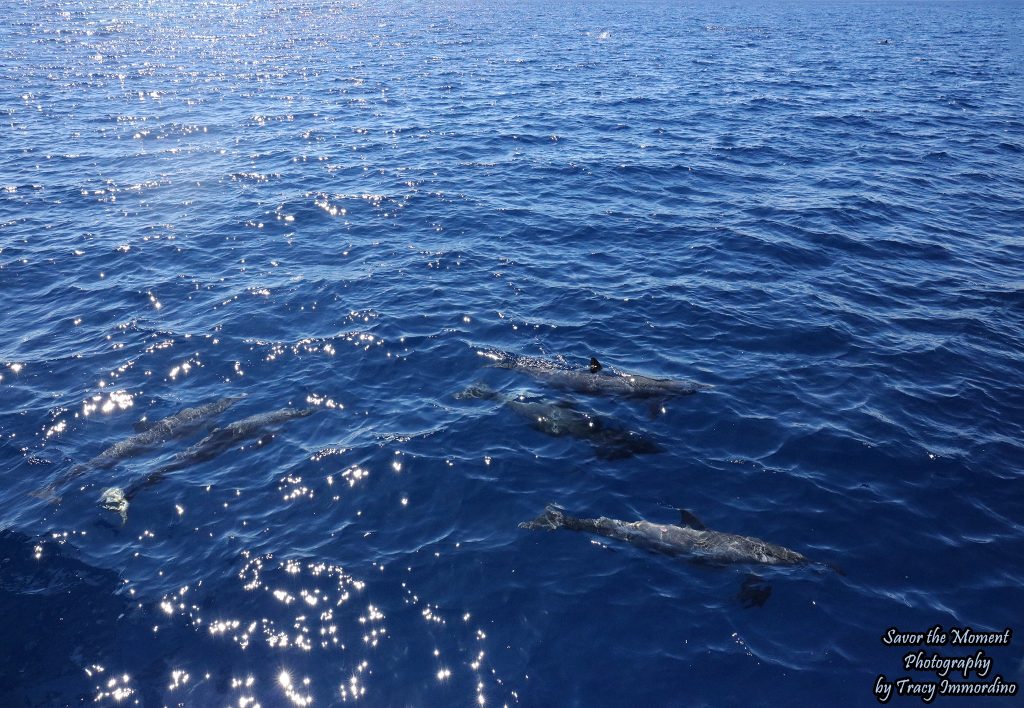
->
479, 350, 711, 399
101, 406, 316, 521
521, 505, 826, 570
34, 395, 243, 502
456, 384, 662, 458
159, 406, 317, 469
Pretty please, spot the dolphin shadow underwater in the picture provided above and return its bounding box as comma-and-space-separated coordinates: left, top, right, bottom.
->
100, 406, 317, 522
455, 383, 664, 459
521, 504, 844, 607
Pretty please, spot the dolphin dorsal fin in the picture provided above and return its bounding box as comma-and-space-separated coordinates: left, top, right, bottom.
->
678, 509, 706, 530
589, 357, 602, 373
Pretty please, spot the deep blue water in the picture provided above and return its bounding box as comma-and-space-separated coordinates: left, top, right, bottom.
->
2, 0, 1023, 705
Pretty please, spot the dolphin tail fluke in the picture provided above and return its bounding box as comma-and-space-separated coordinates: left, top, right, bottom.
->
519, 504, 566, 531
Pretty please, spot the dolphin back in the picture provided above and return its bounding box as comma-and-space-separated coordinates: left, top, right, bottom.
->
624, 374, 713, 396
476, 349, 518, 369
266, 407, 317, 426
179, 394, 245, 419
225, 406, 316, 432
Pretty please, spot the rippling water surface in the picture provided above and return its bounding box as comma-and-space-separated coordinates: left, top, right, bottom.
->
2, 0, 1023, 705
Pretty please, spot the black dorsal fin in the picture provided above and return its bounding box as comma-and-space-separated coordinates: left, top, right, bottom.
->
589, 357, 602, 373
679, 509, 706, 530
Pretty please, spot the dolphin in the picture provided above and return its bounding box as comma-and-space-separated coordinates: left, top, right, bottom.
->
33, 395, 244, 502
455, 384, 662, 459
101, 406, 316, 521
478, 350, 711, 400
520, 504, 840, 573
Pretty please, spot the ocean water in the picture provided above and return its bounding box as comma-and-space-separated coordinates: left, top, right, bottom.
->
1, 0, 1023, 705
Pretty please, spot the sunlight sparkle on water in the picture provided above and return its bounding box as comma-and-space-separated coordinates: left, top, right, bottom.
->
83, 390, 134, 416
278, 670, 313, 706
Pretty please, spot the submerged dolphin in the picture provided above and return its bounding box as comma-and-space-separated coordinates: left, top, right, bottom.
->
101, 406, 316, 521
455, 384, 662, 459
520, 504, 839, 573
479, 350, 711, 399
33, 395, 243, 502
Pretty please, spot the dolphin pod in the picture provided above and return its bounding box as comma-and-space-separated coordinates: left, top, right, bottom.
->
64, 341, 837, 607
101, 406, 317, 521
478, 349, 712, 400
455, 383, 663, 459
33, 395, 244, 503
520, 504, 841, 574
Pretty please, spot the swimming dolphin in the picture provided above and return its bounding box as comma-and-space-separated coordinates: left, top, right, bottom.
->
478, 350, 711, 400
33, 395, 244, 502
520, 504, 839, 573
455, 384, 662, 459
100, 406, 316, 521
